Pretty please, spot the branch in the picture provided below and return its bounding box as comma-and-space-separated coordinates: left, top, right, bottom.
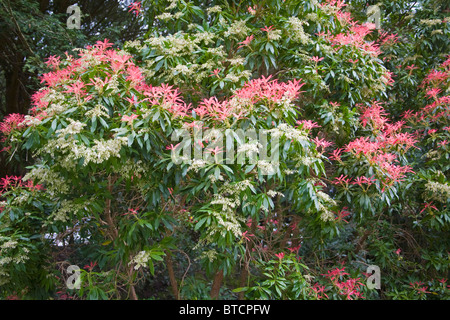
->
2, 0, 36, 56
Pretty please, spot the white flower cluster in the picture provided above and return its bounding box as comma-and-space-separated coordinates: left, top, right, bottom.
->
284, 169, 296, 175
317, 191, 337, 222
211, 194, 239, 209
425, 181, 450, 203
206, 5, 222, 14
0, 238, 31, 286
267, 29, 282, 41
227, 57, 245, 66
76, 138, 128, 165
45, 104, 66, 116
207, 184, 248, 240
277, 96, 296, 113
267, 190, 284, 198
124, 40, 146, 50
200, 249, 218, 262
206, 46, 226, 57
403, 54, 422, 63
85, 104, 110, 118
48, 199, 87, 223
0, 240, 18, 250
225, 72, 240, 83
191, 65, 216, 83
317, 191, 337, 206
172, 64, 193, 77
319, 208, 335, 222
146, 33, 198, 57
41, 119, 127, 168
219, 179, 253, 196
23, 167, 69, 195
58, 118, 86, 136
40, 88, 66, 104
227, 95, 253, 112
173, 12, 184, 20
144, 32, 232, 85
156, 12, 174, 21
75, 48, 103, 69
295, 156, 315, 167
112, 159, 153, 194
105, 74, 120, 94
257, 160, 280, 175
424, 150, 441, 161
264, 123, 309, 143
203, 128, 223, 142
0, 253, 29, 266
224, 20, 250, 39
214, 181, 253, 214
187, 159, 207, 173
194, 31, 218, 45
318, 1, 340, 16
237, 141, 262, 156
206, 209, 242, 239
129, 251, 151, 270
22, 115, 43, 127
420, 19, 443, 27
305, 13, 318, 22
187, 23, 198, 31
167, 0, 178, 10
208, 174, 224, 183
338, 74, 355, 84
143, 27, 250, 87
431, 29, 443, 36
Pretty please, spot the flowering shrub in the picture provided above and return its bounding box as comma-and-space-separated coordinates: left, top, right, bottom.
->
236, 253, 370, 300
0, 0, 449, 300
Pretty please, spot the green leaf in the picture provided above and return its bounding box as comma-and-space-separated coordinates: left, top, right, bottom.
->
80, 134, 90, 146
195, 217, 207, 231
51, 118, 58, 132
148, 259, 155, 275
155, 59, 165, 71
99, 117, 109, 129
128, 133, 135, 146
91, 117, 97, 132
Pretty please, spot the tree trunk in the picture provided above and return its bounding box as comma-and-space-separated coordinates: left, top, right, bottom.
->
210, 269, 224, 300
165, 251, 179, 300
4, 64, 21, 115
129, 286, 138, 300
128, 263, 138, 300
238, 265, 248, 300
